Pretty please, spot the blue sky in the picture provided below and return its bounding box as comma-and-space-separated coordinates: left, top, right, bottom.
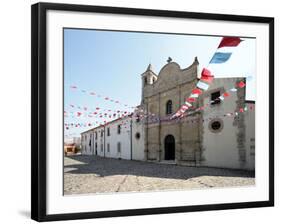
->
64, 28, 256, 139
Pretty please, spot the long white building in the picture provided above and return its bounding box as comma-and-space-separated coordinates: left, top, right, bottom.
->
81, 113, 144, 161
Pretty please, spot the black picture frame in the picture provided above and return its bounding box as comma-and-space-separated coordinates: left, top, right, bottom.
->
31, 2, 274, 222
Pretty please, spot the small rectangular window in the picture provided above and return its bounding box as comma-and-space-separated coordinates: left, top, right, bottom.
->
101, 144, 103, 152
107, 127, 110, 136
117, 125, 121, 134
101, 130, 103, 137
117, 142, 121, 153
95, 132, 97, 140
107, 143, 110, 152
211, 91, 221, 105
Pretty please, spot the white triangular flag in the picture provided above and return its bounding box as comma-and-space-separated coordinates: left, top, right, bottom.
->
190, 93, 199, 98
197, 81, 209, 91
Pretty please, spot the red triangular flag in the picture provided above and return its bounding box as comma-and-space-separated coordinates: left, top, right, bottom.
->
186, 97, 196, 103
201, 68, 212, 77
200, 68, 214, 83
223, 92, 230, 97
237, 81, 246, 88
192, 88, 203, 95
218, 37, 242, 48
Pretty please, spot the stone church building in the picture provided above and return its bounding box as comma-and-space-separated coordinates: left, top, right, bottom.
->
81, 57, 255, 170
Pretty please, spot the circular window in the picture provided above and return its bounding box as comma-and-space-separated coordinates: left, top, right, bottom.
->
211, 121, 221, 130
209, 119, 223, 133
135, 132, 141, 139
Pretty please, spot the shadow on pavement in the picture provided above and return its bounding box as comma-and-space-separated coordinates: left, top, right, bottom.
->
64, 155, 255, 180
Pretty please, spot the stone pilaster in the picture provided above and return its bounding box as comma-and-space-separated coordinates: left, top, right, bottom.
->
158, 93, 161, 162
233, 79, 246, 168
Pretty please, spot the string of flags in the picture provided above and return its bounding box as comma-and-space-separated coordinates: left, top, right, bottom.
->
64, 77, 252, 129
65, 76, 245, 120
64, 77, 248, 128
171, 76, 246, 119
171, 36, 243, 119
144, 83, 252, 125
64, 103, 254, 130
69, 85, 137, 110
64, 106, 132, 119
64, 114, 134, 130
147, 105, 254, 125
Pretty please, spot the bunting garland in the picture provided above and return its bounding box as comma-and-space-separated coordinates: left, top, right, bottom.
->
64, 103, 255, 130
69, 85, 137, 109
64, 79, 249, 128
64, 75, 245, 133
65, 78, 247, 126
171, 36, 244, 119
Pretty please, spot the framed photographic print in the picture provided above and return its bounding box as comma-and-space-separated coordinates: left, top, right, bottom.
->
31, 2, 274, 222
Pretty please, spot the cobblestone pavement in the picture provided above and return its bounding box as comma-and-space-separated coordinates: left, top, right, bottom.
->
64, 155, 255, 195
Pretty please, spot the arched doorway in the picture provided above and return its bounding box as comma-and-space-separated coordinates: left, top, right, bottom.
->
164, 135, 175, 160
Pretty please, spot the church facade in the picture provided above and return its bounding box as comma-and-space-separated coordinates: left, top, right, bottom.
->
141, 58, 200, 165
81, 58, 255, 170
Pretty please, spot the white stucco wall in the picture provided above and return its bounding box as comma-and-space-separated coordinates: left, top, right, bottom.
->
104, 117, 132, 160
132, 116, 145, 161
244, 102, 255, 170
94, 126, 105, 157
201, 78, 255, 170
81, 132, 91, 155
81, 116, 141, 161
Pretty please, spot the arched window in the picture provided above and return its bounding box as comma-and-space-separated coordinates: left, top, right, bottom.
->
166, 100, 173, 115
144, 77, 147, 85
